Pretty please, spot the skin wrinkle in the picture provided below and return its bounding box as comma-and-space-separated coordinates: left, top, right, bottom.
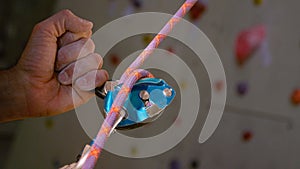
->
72, 54, 103, 77
45, 79, 62, 116
22, 37, 56, 77
75, 70, 108, 91
7, 68, 30, 119
58, 32, 92, 47
0, 10, 107, 122
72, 85, 88, 107
84, 71, 96, 89
16, 69, 31, 118
48, 85, 70, 116
58, 45, 101, 85
56, 38, 95, 71
26, 80, 51, 117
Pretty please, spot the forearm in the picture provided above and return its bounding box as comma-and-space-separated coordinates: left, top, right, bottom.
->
0, 67, 27, 122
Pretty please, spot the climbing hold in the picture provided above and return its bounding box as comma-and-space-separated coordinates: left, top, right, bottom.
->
123, 4, 135, 15
237, 82, 248, 96
180, 81, 188, 90
170, 159, 181, 169
110, 54, 121, 66
235, 25, 266, 65
242, 130, 253, 142
253, 0, 263, 6
130, 146, 138, 156
143, 34, 153, 46
131, 0, 142, 9
291, 89, 300, 105
215, 80, 224, 91
190, 159, 199, 168
189, 1, 206, 21
45, 118, 54, 129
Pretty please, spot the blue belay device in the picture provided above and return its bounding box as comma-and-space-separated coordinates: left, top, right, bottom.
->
95, 78, 176, 129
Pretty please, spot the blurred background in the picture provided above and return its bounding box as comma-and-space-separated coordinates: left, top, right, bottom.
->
1, 0, 300, 168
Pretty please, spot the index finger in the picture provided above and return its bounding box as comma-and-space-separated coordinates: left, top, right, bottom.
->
58, 30, 92, 48
33, 9, 93, 38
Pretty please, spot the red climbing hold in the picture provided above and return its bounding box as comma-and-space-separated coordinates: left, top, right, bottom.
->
110, 54, 121, 66
189, 1, 206, 21
235, 25, 266, 65
291, 89, 300, 105
242, 130, 253, 142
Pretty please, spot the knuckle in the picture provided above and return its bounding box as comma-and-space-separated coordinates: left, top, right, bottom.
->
79, 38, 89, 45
33, 22, 45, 32
57, 48, 65, 59
62, 64, 75, 80
63, 32, 73, 41
86, 30, 93, 37
60, 9, 73, 18
57, 48, 68, 64
59, 32, 74, 46
88, 39, 95, 50
78, 38, 95, 53
93, 53, 103, 63
84, 38, 95, 50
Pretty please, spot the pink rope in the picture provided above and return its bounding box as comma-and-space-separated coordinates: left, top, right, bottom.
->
120, 0, 198, 83
78, 1, 198, 168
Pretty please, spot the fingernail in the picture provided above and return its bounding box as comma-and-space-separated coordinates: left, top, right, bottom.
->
58, 71, 69, 84
76, 77, 90, 91
102, 70, 109, 80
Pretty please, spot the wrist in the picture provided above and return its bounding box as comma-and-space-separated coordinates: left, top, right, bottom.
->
0, 66, 27, 122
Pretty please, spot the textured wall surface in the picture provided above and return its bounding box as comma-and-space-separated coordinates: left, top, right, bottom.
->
3, 0, 300, 169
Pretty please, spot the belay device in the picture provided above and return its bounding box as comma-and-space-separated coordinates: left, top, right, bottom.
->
95, 78, 176, 129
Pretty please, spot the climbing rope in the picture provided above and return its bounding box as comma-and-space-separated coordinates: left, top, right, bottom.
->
78, 1, 198, 168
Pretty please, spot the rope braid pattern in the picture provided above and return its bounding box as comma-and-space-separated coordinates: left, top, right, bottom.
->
79, 1, 198, 168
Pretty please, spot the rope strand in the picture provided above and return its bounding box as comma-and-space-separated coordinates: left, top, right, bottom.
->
78, 1, 198, 168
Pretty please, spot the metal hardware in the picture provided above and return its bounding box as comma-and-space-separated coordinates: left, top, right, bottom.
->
95, 78, 176, 129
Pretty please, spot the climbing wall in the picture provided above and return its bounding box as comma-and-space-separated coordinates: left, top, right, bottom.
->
4, 0, 300, 169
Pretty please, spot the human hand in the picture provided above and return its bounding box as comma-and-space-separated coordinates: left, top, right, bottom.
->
0, 10, 108, 122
